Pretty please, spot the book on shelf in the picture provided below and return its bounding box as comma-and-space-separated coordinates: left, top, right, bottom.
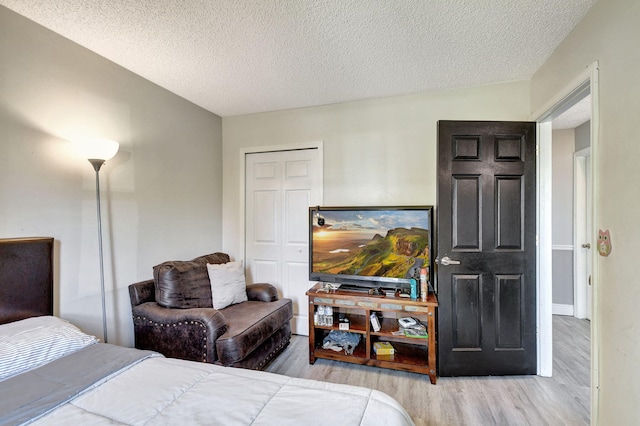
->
373, 341, 395, 355
402, 328, 428, 339
376, 353, 395, 361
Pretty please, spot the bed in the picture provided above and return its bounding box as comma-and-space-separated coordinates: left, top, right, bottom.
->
0, 238, 415, 426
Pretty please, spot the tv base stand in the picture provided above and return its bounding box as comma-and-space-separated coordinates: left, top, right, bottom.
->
306, 282, 438, 384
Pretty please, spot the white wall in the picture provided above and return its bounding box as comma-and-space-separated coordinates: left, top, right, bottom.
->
0, 6, 223, 346
531, 0, 640, 422
222, 81, 530, 260
552, 129, 575, 246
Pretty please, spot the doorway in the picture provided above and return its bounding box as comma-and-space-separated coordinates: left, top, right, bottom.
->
534, 61, 599, 418
550, 95, 592, 319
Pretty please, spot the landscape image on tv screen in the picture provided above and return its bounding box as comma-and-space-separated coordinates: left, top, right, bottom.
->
311, 208, 430, 282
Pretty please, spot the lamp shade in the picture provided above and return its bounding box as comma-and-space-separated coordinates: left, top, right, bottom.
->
78, 138, 120, 161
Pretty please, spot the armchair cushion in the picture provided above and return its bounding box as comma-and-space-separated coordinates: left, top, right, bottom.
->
216, 298, 293, 366
207, 262, 248, 310
153, 252, 229, 309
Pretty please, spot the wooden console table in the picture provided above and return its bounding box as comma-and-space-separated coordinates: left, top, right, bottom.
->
306, 283, 438, 384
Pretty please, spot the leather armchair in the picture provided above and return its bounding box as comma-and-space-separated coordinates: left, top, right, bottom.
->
128, 254, 293, 370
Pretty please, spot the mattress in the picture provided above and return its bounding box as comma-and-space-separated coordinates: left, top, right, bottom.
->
0, 318, 414, 426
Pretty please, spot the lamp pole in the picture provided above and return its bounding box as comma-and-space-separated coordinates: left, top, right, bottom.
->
80, 138, 118, 344
89, 158, 108, 344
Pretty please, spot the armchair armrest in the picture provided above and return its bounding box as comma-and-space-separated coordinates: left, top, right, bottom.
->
129, 279, 155, 306
246, 283, 279, 302
132, 302, 228, 363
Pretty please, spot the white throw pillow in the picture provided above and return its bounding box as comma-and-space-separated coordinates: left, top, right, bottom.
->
207, 261, 248, 310
0, 316, 99, 381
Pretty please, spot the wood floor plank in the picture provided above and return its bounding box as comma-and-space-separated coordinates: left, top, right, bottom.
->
266, 315, 590, 425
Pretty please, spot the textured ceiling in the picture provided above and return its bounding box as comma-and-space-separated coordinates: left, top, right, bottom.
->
0, 0, 597, 117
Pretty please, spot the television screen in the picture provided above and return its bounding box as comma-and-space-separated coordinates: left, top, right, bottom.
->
309, 206, 433, 290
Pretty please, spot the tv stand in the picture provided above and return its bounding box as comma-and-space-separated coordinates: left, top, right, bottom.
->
306, 282, 438, 384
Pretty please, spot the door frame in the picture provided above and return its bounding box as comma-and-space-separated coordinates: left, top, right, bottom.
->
532, 61, 599, 418
574, 147, 591, 320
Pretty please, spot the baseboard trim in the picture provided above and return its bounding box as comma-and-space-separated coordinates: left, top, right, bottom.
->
552, 303, 574, 316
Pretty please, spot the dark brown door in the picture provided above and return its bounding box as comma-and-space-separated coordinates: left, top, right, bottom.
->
437, 121, 536, 376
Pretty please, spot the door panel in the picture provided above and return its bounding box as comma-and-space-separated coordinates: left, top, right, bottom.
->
247, 152, 282, 269
452, 274, 482, 349
245, 148, 322, 335
438, 121, 536, 376
496, 274, 524, 348
452, 175, 481, 249
253, 191, 278, 243
253, 259, 278, 285
496, 176, 523, 249
283, 188, 310, 261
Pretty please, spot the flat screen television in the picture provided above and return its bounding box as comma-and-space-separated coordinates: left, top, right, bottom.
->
309, 206, 433, 292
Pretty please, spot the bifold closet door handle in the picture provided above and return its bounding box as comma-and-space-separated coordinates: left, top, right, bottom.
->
436, 256, 461, 266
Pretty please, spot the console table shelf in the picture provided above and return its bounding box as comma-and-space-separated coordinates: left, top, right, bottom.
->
306, 283, 438, 384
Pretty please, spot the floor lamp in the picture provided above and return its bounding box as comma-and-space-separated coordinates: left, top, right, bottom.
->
80, 138, 119, 344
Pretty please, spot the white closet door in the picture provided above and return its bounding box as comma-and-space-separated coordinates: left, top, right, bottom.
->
245, 148, 322, 335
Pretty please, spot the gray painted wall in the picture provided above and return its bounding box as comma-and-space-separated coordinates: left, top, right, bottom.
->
552, 250, 574, 305
0, 6, 223, 346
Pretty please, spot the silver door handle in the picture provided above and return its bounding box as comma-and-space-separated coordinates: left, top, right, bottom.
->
436, 256, 461, 266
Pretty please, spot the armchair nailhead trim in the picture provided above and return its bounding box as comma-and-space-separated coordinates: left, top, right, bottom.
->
133, 315, 210, 362
254, 332, 292, 370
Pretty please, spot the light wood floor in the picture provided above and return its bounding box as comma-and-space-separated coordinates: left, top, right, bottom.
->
266, 315, 590, 426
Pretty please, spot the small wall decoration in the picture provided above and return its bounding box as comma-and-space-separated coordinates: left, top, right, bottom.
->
597, 229, 612, 257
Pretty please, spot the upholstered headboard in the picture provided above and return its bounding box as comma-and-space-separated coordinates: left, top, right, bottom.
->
0, 237, 54, 325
